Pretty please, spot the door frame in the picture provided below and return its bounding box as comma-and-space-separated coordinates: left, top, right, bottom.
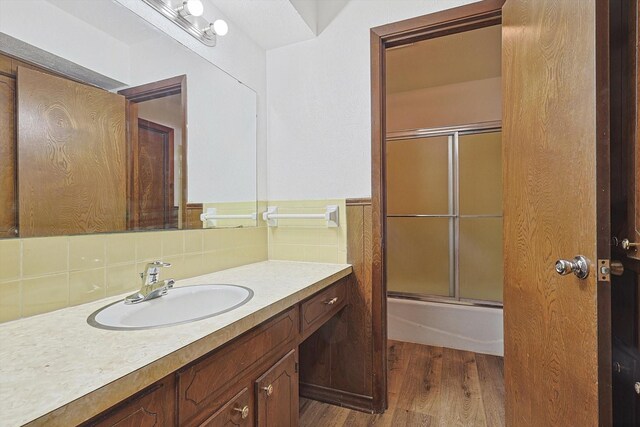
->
119, 75, 187, 229
371, 0, 612, 423
370, 0, 505, 412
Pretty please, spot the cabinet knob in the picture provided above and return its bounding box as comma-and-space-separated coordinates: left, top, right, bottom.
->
262, 384, 273, 396
324, 297, 338, 305
233, 405, 250, 419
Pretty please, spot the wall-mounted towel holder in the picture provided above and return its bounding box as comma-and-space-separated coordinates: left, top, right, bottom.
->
262, 205, 339, 228
200, 208, 257, 227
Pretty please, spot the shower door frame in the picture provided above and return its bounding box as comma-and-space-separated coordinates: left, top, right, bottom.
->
386, 121, 503, 307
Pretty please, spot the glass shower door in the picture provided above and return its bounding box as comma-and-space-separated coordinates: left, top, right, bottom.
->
386, 134, 454, 298
385, 125, 503, 305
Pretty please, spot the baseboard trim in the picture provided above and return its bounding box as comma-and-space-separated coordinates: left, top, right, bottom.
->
299, 383, 375, 414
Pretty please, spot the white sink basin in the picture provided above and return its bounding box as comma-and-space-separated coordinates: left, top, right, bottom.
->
87, 284, 253, 330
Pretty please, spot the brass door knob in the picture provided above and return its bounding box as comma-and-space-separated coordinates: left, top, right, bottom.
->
262, 384, 273, 396
233, 405, 250, 419
621, 239, 639, 251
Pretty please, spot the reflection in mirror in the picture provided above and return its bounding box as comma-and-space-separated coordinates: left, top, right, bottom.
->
0, 0, 258, 238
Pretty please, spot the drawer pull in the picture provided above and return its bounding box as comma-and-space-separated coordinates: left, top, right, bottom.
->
233, 405, 250, 419
324, 297, 338, 305
262, 384, 274, 396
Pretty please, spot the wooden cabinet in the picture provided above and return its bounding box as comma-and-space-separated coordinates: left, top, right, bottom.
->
255, 350, 299, 427
86, 375, 175, 427
177, 308, 298, 426
83, 278, 347, 427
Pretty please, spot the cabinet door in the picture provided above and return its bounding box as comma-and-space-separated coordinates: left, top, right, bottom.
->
89, 376, 175, 427
255, 350, 298, 427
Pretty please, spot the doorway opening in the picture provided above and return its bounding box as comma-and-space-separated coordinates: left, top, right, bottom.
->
119, 76, 188, 231
370, 0, 505, 414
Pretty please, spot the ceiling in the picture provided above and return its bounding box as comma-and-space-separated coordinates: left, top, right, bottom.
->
47, 0, 350, 51
209, 0, 350, 50
386, 24, 501, 94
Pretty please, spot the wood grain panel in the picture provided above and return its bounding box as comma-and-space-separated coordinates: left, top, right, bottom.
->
17, 66, 126, 237
0, 74, 16, 237
186, 203, 204, 229
502, 0, 609, 425
298, 200, 376, 412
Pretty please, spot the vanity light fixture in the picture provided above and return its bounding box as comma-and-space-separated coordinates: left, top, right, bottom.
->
176, 0, 204, 18
142, 0, 228, 47
206, 19, 229, 37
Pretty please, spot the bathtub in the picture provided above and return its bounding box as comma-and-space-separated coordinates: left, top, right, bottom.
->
387, 297, 504, 356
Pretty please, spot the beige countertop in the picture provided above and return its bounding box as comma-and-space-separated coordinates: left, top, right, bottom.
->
0, 260, 352, 427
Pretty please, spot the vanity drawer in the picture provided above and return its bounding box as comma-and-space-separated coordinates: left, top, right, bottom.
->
199, 387, 253, 427
177, 307, 298, 426
300, 278, 347, 340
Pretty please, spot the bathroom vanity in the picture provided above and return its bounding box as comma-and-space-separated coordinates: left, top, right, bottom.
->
0, 261, 352, 426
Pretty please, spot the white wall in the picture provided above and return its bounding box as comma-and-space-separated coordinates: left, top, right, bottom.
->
127, 36, 257, 203
387, 77, 502, 132
0, 0, 130, 83
266, 0, 480, 200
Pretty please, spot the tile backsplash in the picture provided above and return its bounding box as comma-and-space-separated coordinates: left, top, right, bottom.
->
267, 199, 347, 264
0, 199, 349, 323
0, 226, 267, 322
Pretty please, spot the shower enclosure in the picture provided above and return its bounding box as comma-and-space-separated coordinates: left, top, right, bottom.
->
386, 121, 503, 306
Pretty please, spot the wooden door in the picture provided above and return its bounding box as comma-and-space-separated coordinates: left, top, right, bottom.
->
0, 73, 16, 237
133, 119, 175, 230
17, 66, 126, 237
255, 350, 298, 427
503, 1, 611, 426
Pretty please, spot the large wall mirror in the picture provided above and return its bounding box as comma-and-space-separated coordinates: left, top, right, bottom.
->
0, 0, 258, 238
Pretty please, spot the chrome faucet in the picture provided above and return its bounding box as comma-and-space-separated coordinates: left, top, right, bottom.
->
124, 261, 175, 304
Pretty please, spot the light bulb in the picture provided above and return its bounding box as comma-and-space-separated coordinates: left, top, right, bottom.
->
212, 19, 228, 36
178, 0, 204, 17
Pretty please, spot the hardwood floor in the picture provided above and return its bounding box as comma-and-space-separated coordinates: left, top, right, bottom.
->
299, 340, 505, 426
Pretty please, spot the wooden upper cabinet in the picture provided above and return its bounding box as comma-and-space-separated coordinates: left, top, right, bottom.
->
255, 350, 299, 427
16, 66, 126, 237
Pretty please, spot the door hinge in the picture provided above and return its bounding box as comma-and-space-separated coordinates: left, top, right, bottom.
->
597, 259, 611, 282
295, 362, 299, 373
